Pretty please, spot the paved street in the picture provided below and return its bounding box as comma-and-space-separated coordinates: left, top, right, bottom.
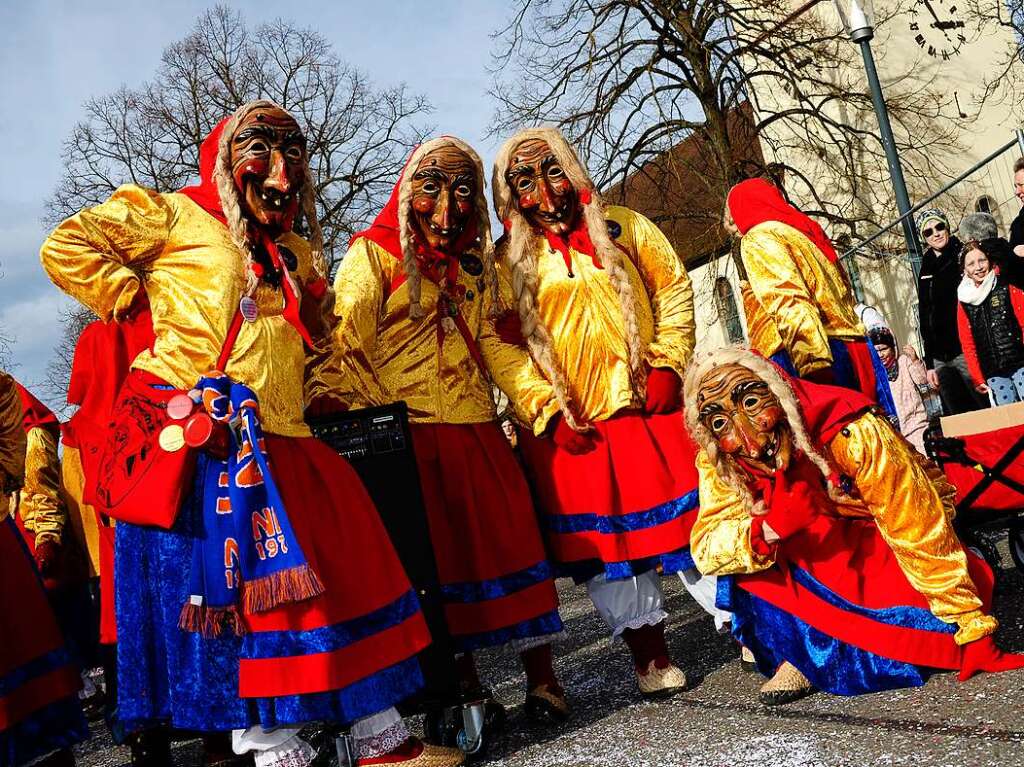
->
77, 550, 1024, 767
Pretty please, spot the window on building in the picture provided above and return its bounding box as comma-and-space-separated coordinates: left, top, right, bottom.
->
975, 195, 1002, 229
715, 277, 745, 344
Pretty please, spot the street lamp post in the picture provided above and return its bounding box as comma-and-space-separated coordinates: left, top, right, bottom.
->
833, 0, 922, 278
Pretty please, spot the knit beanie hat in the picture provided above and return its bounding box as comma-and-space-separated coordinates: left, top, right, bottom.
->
868, 326, 896, 350
915, 208, 949, 238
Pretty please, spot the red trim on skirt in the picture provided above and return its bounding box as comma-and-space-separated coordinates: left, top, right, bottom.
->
410, 422, 559, 639
520, 410, 699, 565
738, 513, 993, 669
239, 612, 429, 698
443, 581, 560, 636
0, 666, 82, 730
238, 435, 431, 697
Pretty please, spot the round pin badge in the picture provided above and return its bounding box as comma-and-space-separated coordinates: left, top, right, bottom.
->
240, 296, 259, 322
158, 424, 186, 453
166, 393, 195, 420
183, 412, 214, 448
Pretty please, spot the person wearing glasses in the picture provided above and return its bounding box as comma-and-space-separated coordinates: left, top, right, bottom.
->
916, 208, 986, 414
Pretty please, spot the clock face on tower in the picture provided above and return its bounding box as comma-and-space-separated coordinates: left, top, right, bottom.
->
909, 0, 968, 60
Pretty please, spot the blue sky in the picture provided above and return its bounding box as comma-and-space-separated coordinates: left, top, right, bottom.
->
0, 0, 509, 404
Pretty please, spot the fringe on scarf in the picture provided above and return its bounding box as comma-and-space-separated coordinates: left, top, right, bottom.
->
178, 603, 249, 638
241, 564, 325, 615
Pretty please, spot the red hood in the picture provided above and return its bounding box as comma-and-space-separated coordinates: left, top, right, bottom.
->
178, 117, 231, 224
727, 178, 840, 265
16, 382, 59, 435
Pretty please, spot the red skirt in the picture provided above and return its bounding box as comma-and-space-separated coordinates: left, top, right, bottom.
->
519, 410, 699, 580
411, 422, 561, 651
237, 435, 432, 698
0, 517, 85, 750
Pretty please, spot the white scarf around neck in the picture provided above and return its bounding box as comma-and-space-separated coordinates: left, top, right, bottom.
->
958, 270, 998, 305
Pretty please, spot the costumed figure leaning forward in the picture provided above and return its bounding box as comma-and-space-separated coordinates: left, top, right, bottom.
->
685, 346, 1024, 705
41, 100, 462, 767
309, 137, 568, 721
0, 370, 87, 767
724, 179, 896, 416
489, 127, 729, 696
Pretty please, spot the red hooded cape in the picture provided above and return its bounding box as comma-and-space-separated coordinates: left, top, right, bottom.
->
178, 117, 231, 224
15, 383, 59, 435
727, 178, 840, 265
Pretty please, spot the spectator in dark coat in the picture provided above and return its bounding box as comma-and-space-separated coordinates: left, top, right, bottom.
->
916, 208, 986, 414
1008, 157, 1024, 258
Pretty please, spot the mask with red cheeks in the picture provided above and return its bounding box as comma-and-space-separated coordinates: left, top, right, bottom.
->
410, 145, 477, 253
697, 363, 792, 474
230, 106, 307, 233
505, 138, 578, 235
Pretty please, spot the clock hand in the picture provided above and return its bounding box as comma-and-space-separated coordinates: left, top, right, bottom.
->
922, 0, 953, 39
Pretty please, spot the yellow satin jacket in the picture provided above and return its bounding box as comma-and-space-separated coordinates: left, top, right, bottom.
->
0, 371, 25, 521
494, 206, 696, 435
40, 185, 321, 438
311, 238, 543, 424
691, 411, 995, 645
16, 426, 65, 544
740, 221, 864, 375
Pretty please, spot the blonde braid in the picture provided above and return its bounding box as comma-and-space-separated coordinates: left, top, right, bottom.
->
503, 215, 584, 431
301, 164, 326, 279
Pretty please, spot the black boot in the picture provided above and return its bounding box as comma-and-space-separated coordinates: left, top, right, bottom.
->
130, 727, 172, 767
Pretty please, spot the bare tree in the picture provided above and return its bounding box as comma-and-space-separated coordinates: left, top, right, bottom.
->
48, 5, 433, 269
44, 5, 433, 403
490, 0, 976, 258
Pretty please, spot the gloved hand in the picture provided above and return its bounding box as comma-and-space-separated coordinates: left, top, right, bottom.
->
958, 635, 1024, 681
551, 416, 596, 455
494, 310, 526, 347
644, 367, 682, 414
762, 470, 819, 541
803, 367, 836, 386
34, 538, 60, 580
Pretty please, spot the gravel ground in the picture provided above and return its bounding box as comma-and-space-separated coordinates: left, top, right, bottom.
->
76, 547, 1024, 767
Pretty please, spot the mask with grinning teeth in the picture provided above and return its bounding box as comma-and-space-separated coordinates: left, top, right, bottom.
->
230, 105, 307, 233
504, 137, 579, 236
696, 363, 792, 474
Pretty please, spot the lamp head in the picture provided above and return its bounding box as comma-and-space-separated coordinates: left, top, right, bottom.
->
833, 0, 875, 41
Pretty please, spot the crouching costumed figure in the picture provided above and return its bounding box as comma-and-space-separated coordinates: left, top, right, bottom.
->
41, 101, 463, 767
310, 136, 568, 721
684, 347, 1024, 705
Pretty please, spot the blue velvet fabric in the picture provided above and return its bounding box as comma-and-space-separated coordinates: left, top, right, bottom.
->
439, 561, 554, 603
242, 590, 421, 659
453, 610, 564, 653
0, 648, 72, 697
771, 337, 897, 419
543, 489, 698, 535
562, 547, 695, 583
0, 696, 87, 767
116, 518, 425, 732
718, 574, 930, 696
790, 567, 955, 634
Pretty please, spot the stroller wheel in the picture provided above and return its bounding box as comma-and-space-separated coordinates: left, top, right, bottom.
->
1009, 525, 1024, 573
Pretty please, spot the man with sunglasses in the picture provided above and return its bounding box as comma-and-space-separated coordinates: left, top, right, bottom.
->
916, 209, 987, 414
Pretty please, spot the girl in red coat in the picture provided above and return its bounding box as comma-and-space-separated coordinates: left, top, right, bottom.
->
955, 220, 1024, 406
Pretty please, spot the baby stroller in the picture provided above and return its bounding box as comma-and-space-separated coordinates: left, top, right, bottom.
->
925, 406, 1024, 573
